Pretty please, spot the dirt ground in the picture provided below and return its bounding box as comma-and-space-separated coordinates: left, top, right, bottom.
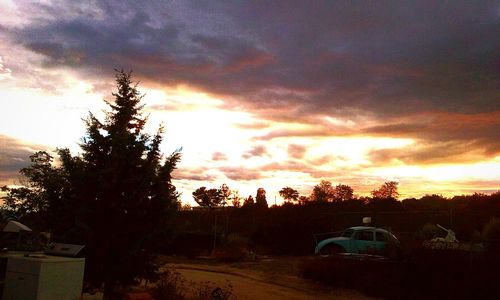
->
164, 256, 376, 300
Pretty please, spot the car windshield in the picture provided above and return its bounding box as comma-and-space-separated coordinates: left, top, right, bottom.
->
342, 229, 354, 237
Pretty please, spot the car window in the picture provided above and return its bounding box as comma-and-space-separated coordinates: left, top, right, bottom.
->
376, 231, 388, 242
342, 229, 354, 238
355, 230, 373, 241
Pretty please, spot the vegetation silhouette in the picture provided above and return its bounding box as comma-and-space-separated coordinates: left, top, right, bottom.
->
1, 70, 181, 298
279, 186, 299, 204
255, 187, 268, 209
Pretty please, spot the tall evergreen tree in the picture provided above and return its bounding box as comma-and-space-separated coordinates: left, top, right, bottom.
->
255, 187, 268, 208
1, 70, 181, 297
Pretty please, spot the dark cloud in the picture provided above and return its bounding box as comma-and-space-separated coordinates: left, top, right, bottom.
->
3, 0, 499, 174
259, 160, 350, 180
219, 167, 262, 181
257, 124, 352, 140
172, 168, 217, 182
234, 121, 271, 130
287, 144, 307, 159
211, 152, 227, 161
242, 145, 267, 159
0, 135, 50, 185
7, 1, 498, 119
364, 111, 500, 162
308, 155, 342, 166
368, 141, 489, 165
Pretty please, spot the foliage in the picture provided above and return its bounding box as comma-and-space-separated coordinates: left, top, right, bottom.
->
219, 184, 230, 207
300, 250, 500, 299
1, 70, 181, 297
332, 184, 354, 202
151, 269, 235, 300
279, 186, 299, 203
212, 233, 250, 262
192, 187, 224, 208
298, 195, 309, 205
192, 280, 235, 300
310, 180, 334, 202
482, 217, 500, 251
255, 187, 268, 208
371, 181, 399, 199
309, 181, 354, 202
482, 217, 500, 239
192, 184, 231, 208
230, 190, 242, 208
180, 203, 192, 211
242, 195, 254, 207
193, 184, 231, 208
1, 151, 64, 223
151, 269, 186, 300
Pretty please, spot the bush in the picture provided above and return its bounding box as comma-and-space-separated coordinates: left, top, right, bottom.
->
151, 269, 186, 300
300, 250, 500, 299
482, 218, 500, 252
150, 268, 236, 300
212, 234, 251, 262
191, 281, 235, 300
300, 257, 398, 298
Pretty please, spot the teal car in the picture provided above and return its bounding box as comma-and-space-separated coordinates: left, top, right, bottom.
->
315, 226, 400, 256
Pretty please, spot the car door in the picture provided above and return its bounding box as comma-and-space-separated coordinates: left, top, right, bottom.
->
352, 230, 375, 253
374, 230, 389, 253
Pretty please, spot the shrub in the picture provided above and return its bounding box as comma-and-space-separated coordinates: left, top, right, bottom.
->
191, 280, 235, 300
150, 268, 236, 300
300, 250, 500, 299
150, 269, 187, 300
212, 233, 251, 262
482, 217, 500, 251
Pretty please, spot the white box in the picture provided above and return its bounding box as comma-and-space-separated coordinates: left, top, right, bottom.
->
2, 255, 85, 300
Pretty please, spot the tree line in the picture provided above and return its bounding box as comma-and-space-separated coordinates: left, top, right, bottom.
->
191, 180, 400, 208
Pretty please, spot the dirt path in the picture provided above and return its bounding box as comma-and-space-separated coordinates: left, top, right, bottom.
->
169, 262, 375, 300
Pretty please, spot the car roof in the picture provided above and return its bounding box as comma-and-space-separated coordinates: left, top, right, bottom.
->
347, 226, 390, 232
348, 226, 376, 230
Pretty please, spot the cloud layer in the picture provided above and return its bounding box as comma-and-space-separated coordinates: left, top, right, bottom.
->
4, 1, 498, 118
0, 135, 52, 185
1, 1, 499, 200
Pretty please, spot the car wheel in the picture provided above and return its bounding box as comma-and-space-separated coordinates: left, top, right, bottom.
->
319, 244, 344, 256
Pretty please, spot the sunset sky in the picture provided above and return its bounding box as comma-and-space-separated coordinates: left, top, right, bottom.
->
1, 1, 499, 205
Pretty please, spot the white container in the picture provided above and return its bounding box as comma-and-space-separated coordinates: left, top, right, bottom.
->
3, 254, 85, 300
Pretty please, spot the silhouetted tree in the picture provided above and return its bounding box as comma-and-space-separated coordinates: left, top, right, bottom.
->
279, 186, 299, 203
482, 217, 500, 251
219, 183, 231, 207
1, 70, 181, 298
255, 187, 268, 208
230, 190, 242, 208
310, 180, 334, 202
299, 195, 309, 205
332, 184, 354, 202
243, 195, 255, 207
192, 187, 224, 208
371, 181, 399, 199
192, 184, 231, 208
1, 151, 64, 223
